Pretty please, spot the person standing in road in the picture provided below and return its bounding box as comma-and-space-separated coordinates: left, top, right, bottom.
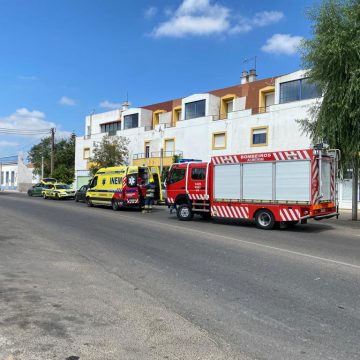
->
143, 179, 155, 213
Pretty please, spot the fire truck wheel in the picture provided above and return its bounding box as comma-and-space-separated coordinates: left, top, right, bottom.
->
254, 209, 275, 230
177, 204, 193, 221
112, 200, 120, 211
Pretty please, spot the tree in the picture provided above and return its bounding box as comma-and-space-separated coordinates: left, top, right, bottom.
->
89, 135, 129, 175
27, 137, 52, 177
28, 133, 76, 183
52, 164, 75, 184
300, 0, 360, 220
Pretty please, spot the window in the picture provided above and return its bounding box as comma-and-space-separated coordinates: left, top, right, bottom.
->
212, 132, 227, 150
5, 172, 9, 184
89, 176, 98, 188
83, 148, 90, 159
301, 78, 321, 99
164, 138, 175, 155
124, 113, 139, 129
191, 168, 206, 180
11, 171, 15, 185
153, 110, 165, 128
55, 184, 69, 190
100, 121, 121, 133
144, 142, 150, 158
168, 168, 185, 184
225, 100, 233, 114
1, 172, 3, 184
185, 100, 205, 120
265, 92, 275, 109
172, 106, 182, 124
175, 109, 182, 122
280, 78, 321, 103
251, 127, 268, 146
220, 94, 236, 119
87, 125, 91, 137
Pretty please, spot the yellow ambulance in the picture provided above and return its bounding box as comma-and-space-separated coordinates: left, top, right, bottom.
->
86, 165, 162, 210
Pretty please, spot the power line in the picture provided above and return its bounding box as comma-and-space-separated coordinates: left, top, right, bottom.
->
0, 127, 51, 135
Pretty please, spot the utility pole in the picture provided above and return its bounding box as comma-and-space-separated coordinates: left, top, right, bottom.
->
50, 128, 55, 175
352, 156, 359, 221
41, 156, 44, 179
160, 148, 164, 177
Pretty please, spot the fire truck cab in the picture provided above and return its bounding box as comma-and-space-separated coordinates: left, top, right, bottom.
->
166, 148, 339, 230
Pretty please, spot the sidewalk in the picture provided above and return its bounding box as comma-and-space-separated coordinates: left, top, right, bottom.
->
323, 209, 360, 229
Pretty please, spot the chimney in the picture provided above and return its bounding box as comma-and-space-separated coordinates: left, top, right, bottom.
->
122, 101, 130, 111
240, 70, 248, 84
248, 68, 257, 83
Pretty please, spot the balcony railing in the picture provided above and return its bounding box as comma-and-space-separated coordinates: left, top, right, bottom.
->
133, 150, 183, 160
252, 106, 271, 115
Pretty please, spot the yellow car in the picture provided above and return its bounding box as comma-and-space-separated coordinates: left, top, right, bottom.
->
43, 183, 75, 200
40, 177, 57, 185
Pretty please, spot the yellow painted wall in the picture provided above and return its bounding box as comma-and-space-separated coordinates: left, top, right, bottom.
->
220, 94, 236, 119
172, 106, 182, 126
133, 156, 173, 167
152, 110, 166, 128
258, 86, 275, 112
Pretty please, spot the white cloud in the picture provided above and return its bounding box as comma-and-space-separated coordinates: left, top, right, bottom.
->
0, 108, 71, 140
151, 0, 230, 38
145, 6, 158, 19
150, 1, 283, 38
99, 100, 121, 110
261, 33, 303, 55
0, 140, 18, 147
252, 11, 284, 27
230, 11, 284, 34
59, 96, 76, 106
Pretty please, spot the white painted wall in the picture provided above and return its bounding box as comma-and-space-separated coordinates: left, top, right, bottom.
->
159, 112, 172, 125
0, 154, 38, 191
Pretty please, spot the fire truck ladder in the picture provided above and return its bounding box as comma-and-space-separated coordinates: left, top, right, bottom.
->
192, 199, 210, 212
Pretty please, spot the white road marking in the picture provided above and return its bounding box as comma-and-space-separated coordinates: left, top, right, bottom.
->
119, 213, 360, 271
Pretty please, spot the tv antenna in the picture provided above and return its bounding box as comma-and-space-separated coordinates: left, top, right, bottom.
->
243, 56, 257, 71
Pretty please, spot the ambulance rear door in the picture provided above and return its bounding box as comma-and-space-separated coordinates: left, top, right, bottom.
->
149, 166, 162, 201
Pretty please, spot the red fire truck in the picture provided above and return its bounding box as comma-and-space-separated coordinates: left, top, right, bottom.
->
166, 148, 339, 230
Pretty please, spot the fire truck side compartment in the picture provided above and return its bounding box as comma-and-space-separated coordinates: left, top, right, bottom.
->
213, 160, 312, 203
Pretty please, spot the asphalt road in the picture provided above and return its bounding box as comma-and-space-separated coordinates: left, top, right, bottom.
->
0, 192, 359, 360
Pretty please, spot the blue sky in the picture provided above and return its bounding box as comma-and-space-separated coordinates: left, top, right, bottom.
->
0, 0, 317, 157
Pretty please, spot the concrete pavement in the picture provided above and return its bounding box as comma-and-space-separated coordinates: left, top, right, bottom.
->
0, 192, 359, 359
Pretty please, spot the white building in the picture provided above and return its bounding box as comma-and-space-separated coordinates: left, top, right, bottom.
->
75, 69, 359, 209
0, 154, 40, 191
